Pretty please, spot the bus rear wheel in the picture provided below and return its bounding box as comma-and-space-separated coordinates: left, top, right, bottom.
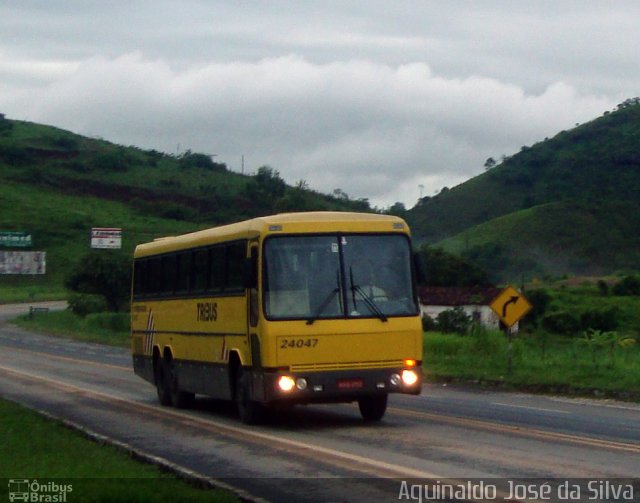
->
169, 361, 195, 409
155, 358, 172, 406
235, 367, 266, 424
358, 394, 387, 422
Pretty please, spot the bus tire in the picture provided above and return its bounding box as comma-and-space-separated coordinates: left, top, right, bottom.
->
169, 361, 195, 409
235, 367, 266, 424
155, 358, 173, 406
358, 394, 387, 422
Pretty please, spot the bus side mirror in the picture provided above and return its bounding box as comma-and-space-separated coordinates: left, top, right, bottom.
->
413, 252, 426, 285
244, 248, 258, 289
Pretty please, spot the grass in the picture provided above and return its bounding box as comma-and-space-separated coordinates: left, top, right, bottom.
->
13, 310, 130, 347
0, 398, 237, 502
0, 283, 67, 304
424, 329, 640, 399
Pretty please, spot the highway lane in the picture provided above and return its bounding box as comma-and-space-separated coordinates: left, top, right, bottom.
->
0, 305, 639, 502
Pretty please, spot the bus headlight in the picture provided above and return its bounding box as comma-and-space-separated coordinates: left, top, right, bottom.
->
401, 369, 419, 386
278, 375, 296, 392
296, 378, 308, 390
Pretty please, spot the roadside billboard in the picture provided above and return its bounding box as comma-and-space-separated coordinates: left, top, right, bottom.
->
0, 231, 32, 248
0, 251, 46, 274
91, 228, 122, 249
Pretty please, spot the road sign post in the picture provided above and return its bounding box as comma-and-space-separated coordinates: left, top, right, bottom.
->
489, 286, 532, 376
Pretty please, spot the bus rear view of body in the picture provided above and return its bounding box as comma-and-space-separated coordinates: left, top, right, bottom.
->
131, 212, 423, 423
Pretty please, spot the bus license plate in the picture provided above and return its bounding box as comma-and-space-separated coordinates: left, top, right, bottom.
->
337, 378, 363, 389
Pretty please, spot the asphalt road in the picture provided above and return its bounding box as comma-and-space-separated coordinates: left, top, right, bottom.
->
0, 303, 638, 502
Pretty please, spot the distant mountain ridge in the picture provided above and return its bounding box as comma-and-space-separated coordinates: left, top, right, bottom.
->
406, 99, 640, 281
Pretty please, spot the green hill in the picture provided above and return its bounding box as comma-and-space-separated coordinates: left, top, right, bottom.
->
407, 99, 640, 281
0, 116, 370, 301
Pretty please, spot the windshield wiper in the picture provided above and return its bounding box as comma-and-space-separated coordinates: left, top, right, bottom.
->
349, 267, 388, 322
307, 271, 341, 325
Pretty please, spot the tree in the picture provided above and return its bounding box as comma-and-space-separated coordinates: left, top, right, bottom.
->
387, 202, 407, 216
0, 113, 13, 136
245, 166, 287, 212
65, 251, 131, 312
416, 246, 489, 287
484, 157, 496, 170
178, 151, 227, 172
612, 274, 640, 296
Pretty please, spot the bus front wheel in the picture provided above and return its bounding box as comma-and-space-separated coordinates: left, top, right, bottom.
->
358, 394, 387, 422
235, 367, 266, 424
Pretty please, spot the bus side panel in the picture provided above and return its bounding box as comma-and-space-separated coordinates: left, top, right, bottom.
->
131, 295, 248, 399
174, 360, 232, 399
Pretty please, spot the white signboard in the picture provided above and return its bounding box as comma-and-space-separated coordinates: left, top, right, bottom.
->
0, 251, 46, 275
91, 228, 122, 249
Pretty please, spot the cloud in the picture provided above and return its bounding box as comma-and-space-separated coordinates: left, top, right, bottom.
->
0, 51, 615, 207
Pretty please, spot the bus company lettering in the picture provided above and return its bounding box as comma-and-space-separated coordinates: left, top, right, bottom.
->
197, 302, 218, 322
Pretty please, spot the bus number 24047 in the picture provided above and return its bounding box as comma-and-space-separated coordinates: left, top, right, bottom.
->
279, 338, 319, 349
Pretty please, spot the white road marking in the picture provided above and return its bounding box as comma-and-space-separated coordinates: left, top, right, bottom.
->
491, 402, 571, 414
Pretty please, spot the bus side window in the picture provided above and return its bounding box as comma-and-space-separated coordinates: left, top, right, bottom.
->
149, 258, 162, 296
191, 249, 207, 292
249, 245, 259, 327
209, 246, 225, 293
133, 260, 147, 298
226, 242, 246, 293
161, 255, 177, 296
177, 251, 192, 293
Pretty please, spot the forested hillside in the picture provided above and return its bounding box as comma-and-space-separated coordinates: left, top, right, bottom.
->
406, 99, 640, 281
0, 115, 370, 294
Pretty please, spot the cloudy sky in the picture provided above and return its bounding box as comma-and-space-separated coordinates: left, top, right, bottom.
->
1, 1, 638, 208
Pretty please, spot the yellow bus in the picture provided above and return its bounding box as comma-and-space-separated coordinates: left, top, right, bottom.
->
131, 212, 423, 423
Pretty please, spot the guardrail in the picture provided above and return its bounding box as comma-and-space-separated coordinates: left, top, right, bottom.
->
28, 306, 50, 320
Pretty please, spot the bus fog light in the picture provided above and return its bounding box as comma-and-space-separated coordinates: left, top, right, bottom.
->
278, 375, 295, 392
390, 373, 401, 386
402, 369, 419, 386
376, 382, 386, 389
312, 384, 324, 392
296, 378, 308, 390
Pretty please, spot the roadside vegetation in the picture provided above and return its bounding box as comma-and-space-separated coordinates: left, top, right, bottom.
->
423, 275, 640, 399
0, 398, 237, 502
13, 309, 129, 346
424, 328, 639, 399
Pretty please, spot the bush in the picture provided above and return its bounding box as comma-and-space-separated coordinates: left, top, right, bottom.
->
580, 307, 619, 332
436, 307, 471, 335
68, 293, 108, 317
92, 150, 131, 172
612, 275, 640, 296
422, 314, 438, 332
524, 289, 551, 326
85, 312, 130, 332
542, 310, 581, 335
65, 251, 131, 311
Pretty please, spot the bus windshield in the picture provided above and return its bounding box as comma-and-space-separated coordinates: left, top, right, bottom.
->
264, 234, 418, 321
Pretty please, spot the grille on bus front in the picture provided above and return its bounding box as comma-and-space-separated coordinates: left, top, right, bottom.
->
290, 359, 403, 372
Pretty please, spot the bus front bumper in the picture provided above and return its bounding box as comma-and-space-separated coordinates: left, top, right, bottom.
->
252, 366, 422, 404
